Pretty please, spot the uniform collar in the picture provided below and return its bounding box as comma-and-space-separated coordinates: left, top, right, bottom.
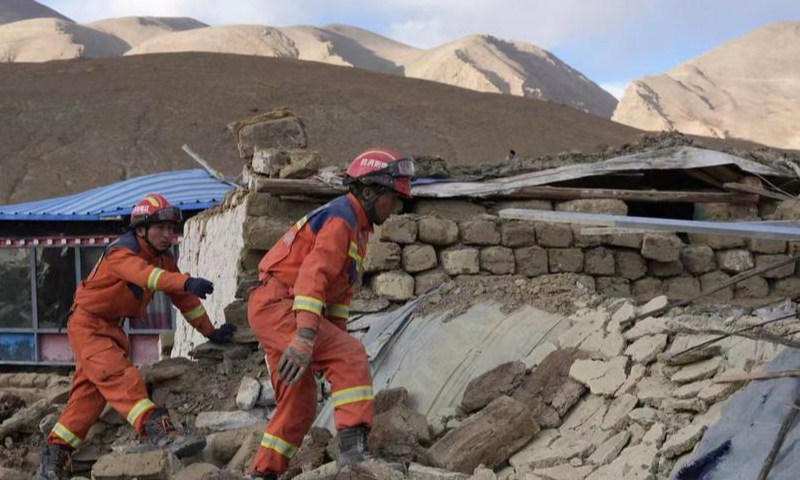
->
346, 193, 373, 233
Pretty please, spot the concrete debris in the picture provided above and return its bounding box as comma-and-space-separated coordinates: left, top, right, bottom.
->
235, 376, 261, 410
588, 430, 631, 465
569, 356, 628, 396
661, 424, 706, 458
91, 450, 180, 480
669, 357, 723, 384
624, 334, 668, 364
195, 410, 268, 432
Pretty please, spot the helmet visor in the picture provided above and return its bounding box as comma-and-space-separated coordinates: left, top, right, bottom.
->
383, 158, 415, 178
151, 206, 183, 224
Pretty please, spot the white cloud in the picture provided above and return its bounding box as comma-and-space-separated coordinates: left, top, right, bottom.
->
599, 81, 631, 100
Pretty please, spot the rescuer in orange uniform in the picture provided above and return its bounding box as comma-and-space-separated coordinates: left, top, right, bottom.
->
36, 194, 236, 480
247, 147, 415, 479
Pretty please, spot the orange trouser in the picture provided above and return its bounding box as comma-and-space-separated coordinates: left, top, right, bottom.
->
47, 309, 157, 449
248, 278, 374, 474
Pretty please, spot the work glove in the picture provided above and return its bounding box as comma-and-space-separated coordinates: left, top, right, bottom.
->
209, 323, 237, 344
185, 277, 214, 299
278, 328, 316, 385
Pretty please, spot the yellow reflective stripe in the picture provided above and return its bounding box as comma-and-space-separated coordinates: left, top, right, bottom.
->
325, 303, 350, 319
147, 268, 166, 291
295, 216, 308, 230
293, 295, 324, 315
260, 433, 298, 459
127, 399, 157, 426
52, 423, 81, 449
183, 305, 206, 321
348, 242, 362, 262
332, 385, 374, 407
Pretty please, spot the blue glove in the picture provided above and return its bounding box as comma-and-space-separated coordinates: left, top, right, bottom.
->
185, 277, 214, 299
209, 323, 237, 344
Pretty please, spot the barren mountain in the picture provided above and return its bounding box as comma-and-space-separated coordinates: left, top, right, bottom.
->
127, 24, 617, 117
0, 5, 617, 118
0, 15, 206, 61
85, 16, 208, 50
613, 22, 800, 149
0, 0, 70, 25
0, 53, 640, 204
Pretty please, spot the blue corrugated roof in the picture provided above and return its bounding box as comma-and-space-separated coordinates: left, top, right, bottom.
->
0, 169, 236, 221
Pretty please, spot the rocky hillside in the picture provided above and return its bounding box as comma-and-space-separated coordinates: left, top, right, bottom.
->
0, 52, 641, 204
613, 22, 800, 150
0, 1, 617, 117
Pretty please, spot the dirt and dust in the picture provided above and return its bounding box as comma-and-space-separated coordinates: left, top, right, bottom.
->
416, 273, 600, 320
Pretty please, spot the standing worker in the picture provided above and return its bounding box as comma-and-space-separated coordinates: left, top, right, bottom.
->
36, 194, 236, 480
247, 147, 414, 479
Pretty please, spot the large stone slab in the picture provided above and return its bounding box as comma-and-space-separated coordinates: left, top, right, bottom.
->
569, 357, 628, 396
92, 450, 180, 480
513, 350, 588, 428
429, 396, 539, 474
195, 410, 268, 432
461, 361, 527, 414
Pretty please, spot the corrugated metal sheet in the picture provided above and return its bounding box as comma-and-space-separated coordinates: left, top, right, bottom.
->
0, 169, 235, 221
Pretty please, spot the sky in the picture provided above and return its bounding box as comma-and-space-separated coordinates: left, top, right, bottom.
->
39, 0, 800, 99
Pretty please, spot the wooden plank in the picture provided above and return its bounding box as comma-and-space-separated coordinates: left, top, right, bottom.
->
704, 165, 743, 183
723, 182, 794, 201
251, 176, 346, 196
685, 169, 725, 189
716, 369, 800, 384
498, 209, 800, 241
508, 186, 756, 204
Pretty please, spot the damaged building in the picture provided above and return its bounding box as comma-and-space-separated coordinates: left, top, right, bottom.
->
4, 109, 800, 480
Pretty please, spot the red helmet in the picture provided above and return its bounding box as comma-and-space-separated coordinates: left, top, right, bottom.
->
130, 193, 183, 228
345, 147, 415, 198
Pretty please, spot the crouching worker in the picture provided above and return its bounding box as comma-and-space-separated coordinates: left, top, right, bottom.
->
247, 147, 415, 479
36, 194, 236, 480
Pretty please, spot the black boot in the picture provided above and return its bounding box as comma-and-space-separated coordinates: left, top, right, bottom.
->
34, 444, 73, 480
248, 473, 279, 480
338, 425, 371, 466
143, 408, 206, 458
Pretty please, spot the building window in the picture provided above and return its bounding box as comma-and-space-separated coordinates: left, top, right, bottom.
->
0, 244, 176, 365
35, 247, 77, 329
0, 248, 33, 329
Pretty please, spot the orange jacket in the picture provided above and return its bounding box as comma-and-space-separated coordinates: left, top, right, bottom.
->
258, 194, 371, 331
73, 232, 215, 337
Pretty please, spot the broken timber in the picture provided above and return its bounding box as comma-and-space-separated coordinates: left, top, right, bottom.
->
252, 177, 757, 203
757, 383, 800, 480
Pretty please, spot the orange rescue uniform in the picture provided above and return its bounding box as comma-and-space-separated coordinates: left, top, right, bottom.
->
249, 193, 375, 474
48, 232, 214, 450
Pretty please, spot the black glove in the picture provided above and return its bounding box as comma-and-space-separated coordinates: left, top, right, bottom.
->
185, 277, 214, 299
209, 323, 237, 344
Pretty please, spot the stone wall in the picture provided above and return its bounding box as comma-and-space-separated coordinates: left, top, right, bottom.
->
173, 192, 248, 357
363, 198, 799, 305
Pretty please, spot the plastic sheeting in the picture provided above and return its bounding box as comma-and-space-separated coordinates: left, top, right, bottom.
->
315, 301, 570, 430
671, 347, 800, 480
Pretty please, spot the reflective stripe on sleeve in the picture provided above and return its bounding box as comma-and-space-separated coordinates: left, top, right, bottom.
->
147, 268, 166, 291
127, 398, 157, 426
183, 305, 206, 321
52, 423, 82, 449
325, 303, 350, 319
293, 295, 324, 315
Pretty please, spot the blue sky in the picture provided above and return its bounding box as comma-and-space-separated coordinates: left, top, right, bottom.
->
39, 0, 800, 99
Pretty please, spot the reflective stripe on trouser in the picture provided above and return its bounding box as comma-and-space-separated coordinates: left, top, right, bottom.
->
248, 280, 375, 475
48, 310, 156, 448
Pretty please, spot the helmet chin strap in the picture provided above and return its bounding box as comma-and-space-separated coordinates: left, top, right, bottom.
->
138, 225, 170, 255
355, 185, 388, 225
